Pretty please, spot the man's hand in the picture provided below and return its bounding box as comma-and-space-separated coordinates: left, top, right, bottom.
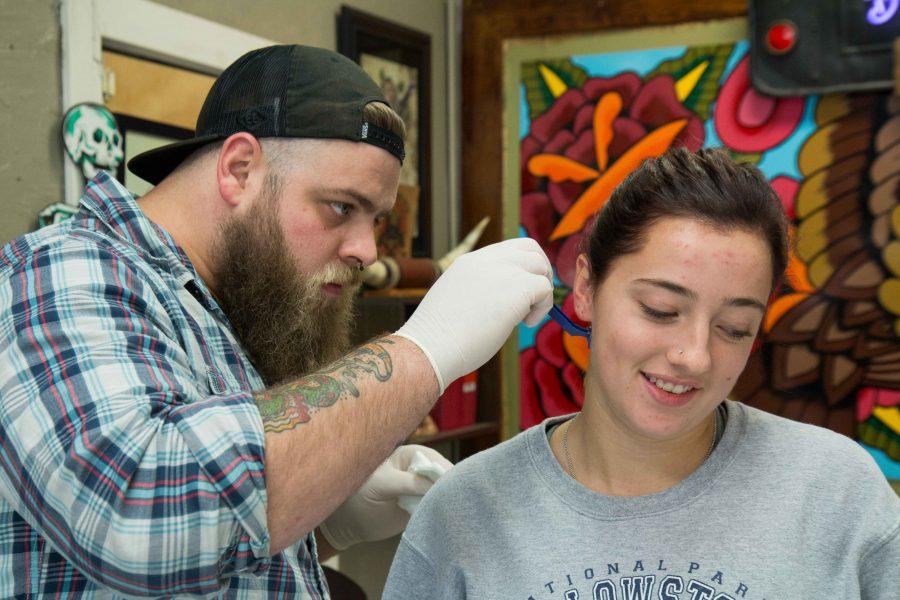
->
317, 445, 453, 551
263, 239, 551, 554
396, 238, 553, 391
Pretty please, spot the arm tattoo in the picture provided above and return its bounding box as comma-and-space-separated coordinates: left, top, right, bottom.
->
254, 339, 395, 433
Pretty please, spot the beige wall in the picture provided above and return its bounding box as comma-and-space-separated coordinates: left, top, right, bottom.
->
0, 0, 64, 244
0, 0, 451, 258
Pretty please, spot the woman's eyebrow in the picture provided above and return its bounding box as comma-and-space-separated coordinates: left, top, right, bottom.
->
724, 296, 767, 313
634, 278, 766, 313
634, 278, 697, 300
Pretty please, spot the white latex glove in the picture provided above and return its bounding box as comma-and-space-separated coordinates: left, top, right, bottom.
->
318, 445, 454, 551
396, 237, 553, 392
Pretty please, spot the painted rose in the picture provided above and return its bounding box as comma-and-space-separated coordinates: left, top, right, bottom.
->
519, 72, 706, 427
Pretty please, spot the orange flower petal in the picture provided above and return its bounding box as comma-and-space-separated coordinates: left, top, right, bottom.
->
527, 154, 599, 183
550, 118, 689, 241
785, 251, 814, 294
562, 331, 590, 372
785, 227, 814, 294
764, 292, 810, 332
593, 92, 622, 172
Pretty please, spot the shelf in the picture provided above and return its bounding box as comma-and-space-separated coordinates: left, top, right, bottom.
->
362, 288, 429, 300
408, 421, 499, 446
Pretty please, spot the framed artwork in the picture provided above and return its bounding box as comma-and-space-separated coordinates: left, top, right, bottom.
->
115, 114, 192, 197
504, 18, 900, 483
374, 183, 419, 259
338, 5, 432, 258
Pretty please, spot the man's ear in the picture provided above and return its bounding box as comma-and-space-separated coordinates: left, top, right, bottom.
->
572, 253, 594, 324
216, 132, 265, 209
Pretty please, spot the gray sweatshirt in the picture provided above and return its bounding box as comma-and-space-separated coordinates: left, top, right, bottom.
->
384, 401, 899, 599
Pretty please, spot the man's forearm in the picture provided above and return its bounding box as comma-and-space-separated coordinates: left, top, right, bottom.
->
258, 335, 438, 554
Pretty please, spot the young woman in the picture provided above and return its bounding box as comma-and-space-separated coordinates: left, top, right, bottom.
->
384, 148, 899, 599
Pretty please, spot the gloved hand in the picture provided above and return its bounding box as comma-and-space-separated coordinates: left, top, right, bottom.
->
318, 445, 454, 551
396, 237, 553, 392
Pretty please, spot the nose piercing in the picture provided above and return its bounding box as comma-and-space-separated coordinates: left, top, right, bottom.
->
356, 260, 365, 272
677, 348, 684, 355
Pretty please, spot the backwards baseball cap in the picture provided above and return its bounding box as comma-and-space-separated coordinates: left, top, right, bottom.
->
127, 44, 404, 185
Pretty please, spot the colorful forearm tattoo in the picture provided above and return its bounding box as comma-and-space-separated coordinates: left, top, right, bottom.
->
254, 339, 395, 433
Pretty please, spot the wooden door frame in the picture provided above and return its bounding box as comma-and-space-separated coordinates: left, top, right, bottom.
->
60, 0, 275, 207
461, 0, 749, 438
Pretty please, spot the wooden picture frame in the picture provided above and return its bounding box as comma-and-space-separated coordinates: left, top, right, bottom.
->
338, 5, 432, 258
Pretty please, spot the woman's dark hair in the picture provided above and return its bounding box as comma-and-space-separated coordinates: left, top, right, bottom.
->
586, 146, 790, 293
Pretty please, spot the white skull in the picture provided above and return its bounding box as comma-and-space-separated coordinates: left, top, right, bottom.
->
63, 104, 124, 179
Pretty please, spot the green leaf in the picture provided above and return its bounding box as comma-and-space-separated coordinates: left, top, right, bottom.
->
553, 284, 572, 306
728, 149, 762, 165
859, 416, 900, 461
521, 59, 588, 120
647, 44, 735, 121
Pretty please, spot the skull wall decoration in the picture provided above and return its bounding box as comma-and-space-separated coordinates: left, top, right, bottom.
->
62, 103, 124, 179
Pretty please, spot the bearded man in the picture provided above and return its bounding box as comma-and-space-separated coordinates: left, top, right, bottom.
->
0, 45, 553, 597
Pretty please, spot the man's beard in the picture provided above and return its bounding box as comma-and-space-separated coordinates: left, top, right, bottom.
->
213, 181, 361, 386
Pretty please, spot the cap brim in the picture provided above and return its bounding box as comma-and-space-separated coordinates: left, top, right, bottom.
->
126, 134, 224, 186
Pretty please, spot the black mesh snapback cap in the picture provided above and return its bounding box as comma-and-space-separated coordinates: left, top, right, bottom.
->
127, 45, 404, 185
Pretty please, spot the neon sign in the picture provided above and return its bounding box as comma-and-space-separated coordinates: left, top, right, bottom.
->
867, 0, 900, 25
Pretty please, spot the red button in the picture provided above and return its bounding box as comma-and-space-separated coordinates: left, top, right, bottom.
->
766, 21, 797, 54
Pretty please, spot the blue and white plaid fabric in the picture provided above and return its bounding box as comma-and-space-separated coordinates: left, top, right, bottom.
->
0, 172, 328, 598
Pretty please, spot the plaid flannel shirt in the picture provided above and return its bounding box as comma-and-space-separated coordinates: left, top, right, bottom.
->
0, 173, 328, 598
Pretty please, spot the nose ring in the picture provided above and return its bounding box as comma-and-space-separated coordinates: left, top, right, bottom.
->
356, 260, 365, 272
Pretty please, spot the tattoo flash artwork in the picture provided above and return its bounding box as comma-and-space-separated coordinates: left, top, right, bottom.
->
517, 39, 900, 481
254, 339, 395, 433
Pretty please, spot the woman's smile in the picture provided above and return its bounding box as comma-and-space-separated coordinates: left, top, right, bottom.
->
641, 372, 701, 407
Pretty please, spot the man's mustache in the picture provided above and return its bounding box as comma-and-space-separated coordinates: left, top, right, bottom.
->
307, 262, 363, 288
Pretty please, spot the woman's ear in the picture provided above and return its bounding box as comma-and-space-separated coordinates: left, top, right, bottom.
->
572, 253, 594, 323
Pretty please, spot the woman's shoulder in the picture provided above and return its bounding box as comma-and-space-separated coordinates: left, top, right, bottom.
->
738, 401, 862, 447
732, 400, 891, 486
727, 402, 898, 543
416, 419, 556, 505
